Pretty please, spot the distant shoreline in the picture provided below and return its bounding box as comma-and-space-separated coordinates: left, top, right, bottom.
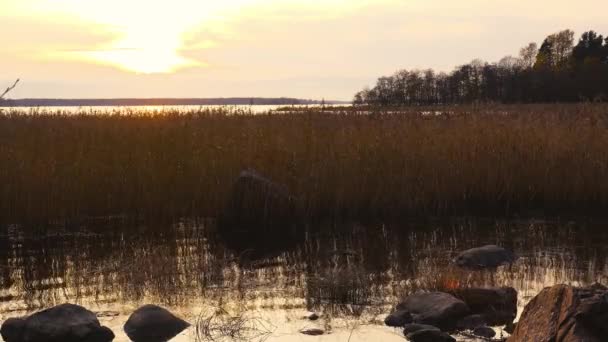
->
0, 98, 350, 107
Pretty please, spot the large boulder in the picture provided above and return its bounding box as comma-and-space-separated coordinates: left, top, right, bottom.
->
508, 284, 607, 342
449, 287, 517, 325
396, 292, 469, 331
123, 305, 190, 342
218, 170, 298, 253
0, 303, 114, 342
454, 245, 517, 269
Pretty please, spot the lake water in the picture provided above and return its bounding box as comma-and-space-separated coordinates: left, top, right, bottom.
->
0, 104, 329, 115
1, 219, 606, 341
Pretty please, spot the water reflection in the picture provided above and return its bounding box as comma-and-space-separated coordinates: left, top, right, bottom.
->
1, 219, 607, 340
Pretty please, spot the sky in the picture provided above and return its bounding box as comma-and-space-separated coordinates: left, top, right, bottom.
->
1, 0, 607, 100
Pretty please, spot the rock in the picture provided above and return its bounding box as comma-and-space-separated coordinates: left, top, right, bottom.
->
124, 305, 190, 342
406, 329, 456, 342
384, 309, 413, 327
508, 284, 605, 342
0, 303, 114, 342
454, 245, 517, 269
218, 170, 298, 253
403, 323, 441, 335
449, 287, 517, 325
299, 328, 324, 336
304, 312, 319, 321
455, 314, 486, 330
1, 318, 25, 342
396, 292, 469, 331
575, 291, 608, 336
504, 321, 517, 334
473, 326, 496, 339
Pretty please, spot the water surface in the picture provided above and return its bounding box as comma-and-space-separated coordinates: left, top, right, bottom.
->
0, 104, 326, 115
1, 219, 606, 341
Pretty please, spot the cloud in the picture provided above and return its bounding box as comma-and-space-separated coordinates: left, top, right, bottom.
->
0, 15, 119, 58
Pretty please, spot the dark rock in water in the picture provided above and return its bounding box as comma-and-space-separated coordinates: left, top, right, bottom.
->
384, 309, 413, 327
575, 290, 608, 336
508, 284, 607, 342
218, 169, 299, 254
299, 328, 324, 336
473, 326, 496, 338
304, 312, 319, 321
449, 287, 517, 325
1, 318, 25, 342
0, 303, 114, 342
504, 321, 517, 334
403, 323, 441, 335
455, 314, 486, 331
406, 329, 456, 342
454, 245, 517, 269
396, 292, 469, 331
124, 305, 190, 342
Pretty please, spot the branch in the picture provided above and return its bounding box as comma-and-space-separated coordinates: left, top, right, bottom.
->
0, 79, 20, 100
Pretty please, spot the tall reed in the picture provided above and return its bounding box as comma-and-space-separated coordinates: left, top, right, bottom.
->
1, 104, 608, 225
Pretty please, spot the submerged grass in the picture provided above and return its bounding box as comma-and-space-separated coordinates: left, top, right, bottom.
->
1, 103, 608, 224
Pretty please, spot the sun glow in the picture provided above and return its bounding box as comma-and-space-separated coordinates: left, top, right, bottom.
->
7, 0, 391, 74
21, 0, 260, 73
77, 26, 203, 74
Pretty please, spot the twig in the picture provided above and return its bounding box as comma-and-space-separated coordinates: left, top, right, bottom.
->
195, 307, 275, 342
0, 79, 19, 100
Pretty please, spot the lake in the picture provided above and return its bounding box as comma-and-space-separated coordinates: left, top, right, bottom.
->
1, 219, 606, 341
0, 104, 329, 115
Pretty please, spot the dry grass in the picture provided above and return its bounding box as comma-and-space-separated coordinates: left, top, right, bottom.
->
1, 103, 608, 224
195, 307, 274, 342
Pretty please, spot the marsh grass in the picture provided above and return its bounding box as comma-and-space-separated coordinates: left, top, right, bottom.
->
195, 306, 275, 342
2, 103, 608, 225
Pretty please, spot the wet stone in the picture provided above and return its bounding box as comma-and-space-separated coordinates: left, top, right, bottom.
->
473, 326, 496, 339
384, 309, 413, 327
123, 305, 190, 342
299, 328, 325, 336
406, 329, 456, 342
0, 303, 114, 342
449, 287, 517, 326
403, 323, 441, 335
454, 245, 517, 269
304, 312, 319, 321
397, 292, 469, 331
504, 321, 517, 334
455, 314, 487, 331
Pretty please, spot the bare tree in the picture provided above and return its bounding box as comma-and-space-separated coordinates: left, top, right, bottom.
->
519, 43, 539, 69
0, 79, 19, 100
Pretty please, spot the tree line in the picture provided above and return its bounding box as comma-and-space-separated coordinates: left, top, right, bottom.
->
354, 30, 608, 105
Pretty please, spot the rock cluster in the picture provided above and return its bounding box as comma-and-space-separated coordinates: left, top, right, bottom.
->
384, 245, 519, 341
1, 304, 190, 342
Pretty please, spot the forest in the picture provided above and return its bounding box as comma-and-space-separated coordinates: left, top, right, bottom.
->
354, 30, 608, 105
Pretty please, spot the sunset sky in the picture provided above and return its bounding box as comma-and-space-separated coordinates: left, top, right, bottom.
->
1, 0, 607, 100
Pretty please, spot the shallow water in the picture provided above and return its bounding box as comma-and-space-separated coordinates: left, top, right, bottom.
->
1, 219, 607, 341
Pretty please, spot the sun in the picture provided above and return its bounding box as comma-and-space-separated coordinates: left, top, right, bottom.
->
81, 27, 202, 74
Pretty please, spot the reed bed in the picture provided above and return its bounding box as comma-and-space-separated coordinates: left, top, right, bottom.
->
1, 103, 608, 224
